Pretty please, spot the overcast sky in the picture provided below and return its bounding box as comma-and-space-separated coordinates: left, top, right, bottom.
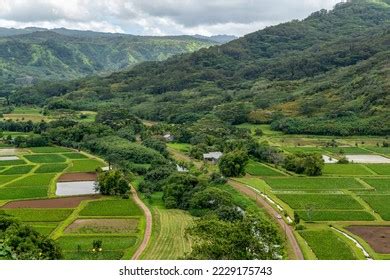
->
0, 0, 344, 36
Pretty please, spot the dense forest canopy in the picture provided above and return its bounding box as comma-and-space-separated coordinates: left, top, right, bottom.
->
9, 0, 390, 135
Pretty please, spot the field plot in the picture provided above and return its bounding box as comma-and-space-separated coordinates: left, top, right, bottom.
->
245, 160, 286, 176
299, 229, 357, 260
365, 164, 390, 175
358, 194, 390, 220
295, 210, 375, 221
362, 179, 390, 192
0, 186, 48, 200
29, 147, 73, 153
2, 195, 101, 209
283, 147, 324, 154
324, 147, 373, 155
79, 199, 142, 217
61, 153, 88, 159
276, 193, 363, 210
35, 163, 68, 173
58, 172, 97, 182
65, 218, 139, 234
4, 173, 56, 187
24, 154, 67, 163
323, 164, 373, 176
1, 208, 73, 222
57, 236, 137, 260
364, 147, 390, 155
0, 165, 35, 175
0, 159, 26, 166
265, 178, 365, 191
346, 226, 390, 254
67, 159, 106, 172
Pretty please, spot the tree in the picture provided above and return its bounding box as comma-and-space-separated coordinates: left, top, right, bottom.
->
96, 170, 129, 196
283, 153, 324, 176
218, 150, 249, 177
0, 217, 62, 260
190, 187, 233, 211
187, 213, 283, 260
294, 212, 300, 225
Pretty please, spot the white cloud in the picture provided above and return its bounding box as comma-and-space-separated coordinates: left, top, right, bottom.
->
0, 0, 345, 36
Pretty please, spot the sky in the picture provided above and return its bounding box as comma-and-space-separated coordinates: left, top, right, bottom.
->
0, 0, 345, 36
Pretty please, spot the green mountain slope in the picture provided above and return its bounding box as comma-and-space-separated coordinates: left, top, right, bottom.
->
11, 0, 390, 135
0, 29, 216, 86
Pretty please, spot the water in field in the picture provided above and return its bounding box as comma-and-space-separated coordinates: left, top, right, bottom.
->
0, 149, 17, 156
0, 156, 19, 161
345, 155, 390, 164
322, 155, 338, 164
56, 181, 98, 196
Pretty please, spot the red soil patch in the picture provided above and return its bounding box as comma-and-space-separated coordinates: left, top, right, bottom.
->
346, 226, 390, 254
2, 195, 101, 209
58, 172, 97, 182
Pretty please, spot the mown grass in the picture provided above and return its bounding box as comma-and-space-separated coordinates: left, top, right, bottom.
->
359, 194, 390, 220
61, 153, 88, 159
245, 160, 286, 176
0, 165, 35, 175
362, 179, 390, 192
0, 186, 48, 200
79, 199, 142, 216
34, 163, 68, 173
29, 147, 72, 153
295, 210, 375, 221
141, 207, 193, 260
323, 164, 373, 175
275, 193, 363, 210
299, 229, 357, 260
67, 159, 105, 172
24, 154, 67, 163
364, 164, 390, 175
265, 177, 365, 190
5, 173, 56, 187
1, 208, 73, 222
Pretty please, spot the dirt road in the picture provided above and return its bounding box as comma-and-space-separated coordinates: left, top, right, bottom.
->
228, 179, 304, 260
130, 185, 152, 260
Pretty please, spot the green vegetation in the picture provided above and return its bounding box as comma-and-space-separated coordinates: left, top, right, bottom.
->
299, 229, 357, 260
359, 194, 390, 220
24, 154, 67, 163
61, 153, 88, 159
245, 160, 285, 176
265, 177, 365, 190
29, 147, 72, 153
0, 159, 26, 166
276, 193, 363, 210
362, 178, 390, 191
5, 173, 56, 187
79, 199, 142, 217
365, 164, 390, 175
1, 209, 73, 222
34, 163, 68, 173
0, 165, 34, 175
67, 159, 105, 172
0, 186, 48, 200
295, 210, 375, 221
323, 164, 373, 175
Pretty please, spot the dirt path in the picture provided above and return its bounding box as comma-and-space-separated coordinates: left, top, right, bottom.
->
130, 184, 152, 260
228, 179, 304, 260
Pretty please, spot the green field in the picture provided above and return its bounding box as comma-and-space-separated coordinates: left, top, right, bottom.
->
25, 154, 67, 163
245, 160, 286, 176
34, 163, 69, 173
364, 147, 390, 155
362, 179, 390, 192
1, 208, 73, 222
67, 159, 106, 172
0, 159, 26, 166
0, 186, 48, 200
29, 147, 73, 153
0, 165, 35, 175
323, 164, 373, 175
4, 173, 56, 187
295, 210, 375, 221
299, 229, 357, 260
358, 194, 390, 220
167, 143, 192, 153
79, 199, 142, 217
61, 153, 88, 159
365, 164, 390, 175
276, 193, 363, 210
324, 147, 373, 155
265, 177, 365, 190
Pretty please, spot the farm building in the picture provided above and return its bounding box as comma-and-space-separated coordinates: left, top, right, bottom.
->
163, 134, 174, 142
203, 152, 223, 164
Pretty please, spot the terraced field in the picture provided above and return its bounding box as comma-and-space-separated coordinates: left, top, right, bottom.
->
0, 146, 145, 260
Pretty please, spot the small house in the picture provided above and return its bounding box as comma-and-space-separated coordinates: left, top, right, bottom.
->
203, 152, 223, 164
163, 134, 174, 142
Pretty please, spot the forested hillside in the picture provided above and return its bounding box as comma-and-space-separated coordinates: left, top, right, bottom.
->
0, 29, 216, 90
11, 0, 390, 135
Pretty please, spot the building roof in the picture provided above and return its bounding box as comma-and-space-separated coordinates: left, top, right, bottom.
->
203, 152, 223, 160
